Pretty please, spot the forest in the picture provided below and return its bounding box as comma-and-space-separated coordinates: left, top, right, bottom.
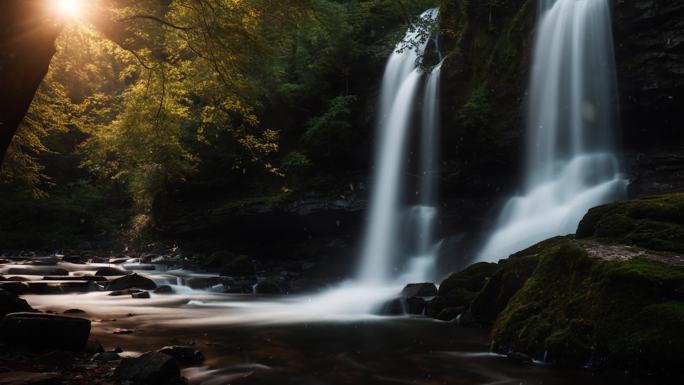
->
1, 0, 683, 384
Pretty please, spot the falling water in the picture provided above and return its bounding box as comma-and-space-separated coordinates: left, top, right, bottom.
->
359, 8, 440, 285
478, 0, 628, 262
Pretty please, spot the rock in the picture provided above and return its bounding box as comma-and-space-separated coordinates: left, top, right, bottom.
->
456, 310, 476, 326
92, 352, 121, 361
25, 256, 58, 266
154, 285, 174, 294
95, 267, 131, 277
436, 306, 465, 321
378, 298, 404, 316
6, 267, 68, 276
109, 289, 144, 296
438, 262, 499, 295
507, 352, 533, 364
108, 257, 130, 264
0, 282, 29, 295
253, 279, 282, 294
106, 273, 157, 291
42, 276, 107, 282
0, 312, 90, 351
203, 250, 235, 268
63, 309, 86, 314
113, 328, 134, 335
114, 352, 182, 385
0, 372, 62, 385
132, 291, 150, 299
0, 288, 34, 317
400, 283, 438, 298
62, 255, 86, 264
157, 345, 205, 366
185, 277, 222, 290
6, 276, 29, 282
405, 297, 426, 315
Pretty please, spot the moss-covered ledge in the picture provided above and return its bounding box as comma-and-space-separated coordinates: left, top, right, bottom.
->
455, 193, 684, 378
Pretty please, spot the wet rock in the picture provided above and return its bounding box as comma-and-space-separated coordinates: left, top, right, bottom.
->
94, 267, 131, 277
185, 277, 223, 290
42, 275, 107, 282
0, 312, 90, 351
0, 288, 35, 317
114, 352, 182, 385
92, 352, 121, 361
132, 291, 151, 299
254, 279, 283, 294
400, 283, 438, 298
109, 288, 144, 296
0, 282, 29, 295
25, 256, 59, 266
439, 262, 499, 294
436, 306, 465, 322
154, 285, 174, 294
507, 352, 533, 364
378, 298, 404, 316
113, 328, 134, 335
62, 255, 86, 264
106, 273, 157, 291
63, 309, 86, 314
0, 371, 62, 385
108, 257, 130, 264
405, 297, 426, 315
124, 264, 156, 271
6, 276, 29, 282
6, 267, 68, 276
157, 345, 205, 366
456, 310, 476, 326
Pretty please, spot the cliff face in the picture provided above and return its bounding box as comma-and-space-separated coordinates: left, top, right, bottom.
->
166, 0, 684, 275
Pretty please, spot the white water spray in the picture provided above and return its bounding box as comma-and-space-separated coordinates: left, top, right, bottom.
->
478, 0, 627, 262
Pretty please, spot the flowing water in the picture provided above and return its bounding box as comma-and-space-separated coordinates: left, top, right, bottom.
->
12, 260, 645, 385
478, 0, 628, 262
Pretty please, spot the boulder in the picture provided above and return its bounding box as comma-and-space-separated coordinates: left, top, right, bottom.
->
436, 307, 465, 322
6, 267, 68, 276
25, 257, 59, 266
63, 309, 86, 314
92, 352, 120, 361
438, 262, 499, 295
109, 289, 145, 297
106, 273, 157, 291
378, 298, 404, 316
157, 345, 205, 366
253, 279, 282, 294
0, 313, 90, 351
405, 297, 426, 315
400, 283, 438, 298
62, 255, 86, 264
0, 288, 34, 317
154, 285, 174, 294
132, 291, 151, 299
95, 267, 131, 277
0, 282, 29, 295
114, 352, 181, 385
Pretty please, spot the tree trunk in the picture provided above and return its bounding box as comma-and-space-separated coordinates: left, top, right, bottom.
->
0, 0, 62, 166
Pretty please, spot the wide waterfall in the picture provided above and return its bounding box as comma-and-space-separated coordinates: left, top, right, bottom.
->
359, 8, 441, 285
478, 0, 628, 262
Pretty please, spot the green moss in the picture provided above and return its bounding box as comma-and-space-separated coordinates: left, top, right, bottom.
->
439, 261, 499, 294
577, 193, 684, 253
490, 236, 684, 375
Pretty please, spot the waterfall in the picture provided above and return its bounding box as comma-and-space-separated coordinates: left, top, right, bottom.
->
477, 0, 628, 262
359, 8, 440, 285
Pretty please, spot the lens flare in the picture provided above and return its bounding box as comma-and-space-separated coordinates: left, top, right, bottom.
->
52, 0, 83, 19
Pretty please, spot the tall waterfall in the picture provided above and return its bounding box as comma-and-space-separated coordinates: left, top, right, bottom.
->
478, 0, 628, 262
359, 8, 441, 285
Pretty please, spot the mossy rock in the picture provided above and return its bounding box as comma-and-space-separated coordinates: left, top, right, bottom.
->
468, 237, 568, 323
438, 262, 499, 294
577, 193, 684, 253
491, 236, 684, 376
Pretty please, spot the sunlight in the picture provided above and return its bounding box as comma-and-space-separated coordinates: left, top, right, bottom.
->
51, 0, 83, 20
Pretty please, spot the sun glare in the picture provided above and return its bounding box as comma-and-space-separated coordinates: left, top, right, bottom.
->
52, 0, 83, 19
